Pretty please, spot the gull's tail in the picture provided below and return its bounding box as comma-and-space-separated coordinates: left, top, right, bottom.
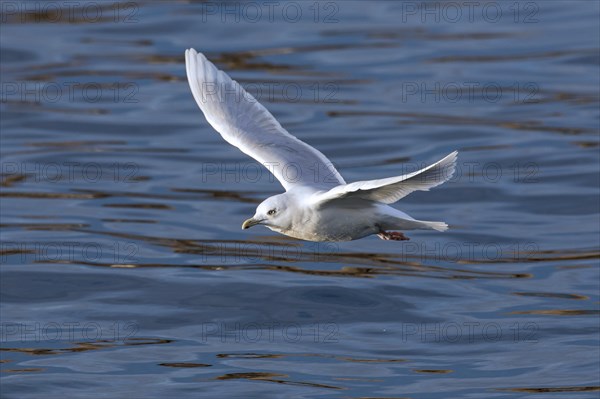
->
379, 207, 450, 232
417, 220, 449, 232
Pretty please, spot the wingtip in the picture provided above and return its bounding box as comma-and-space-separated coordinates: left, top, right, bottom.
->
184, 48, 194, 69
444, 150, 458, 168
434, 150, 458, 182
185, 48, 207, 63
185, 48, 212, 87
437, 150, 458, 166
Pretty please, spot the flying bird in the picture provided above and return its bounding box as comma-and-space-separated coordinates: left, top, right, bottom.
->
185, 48, 456, 242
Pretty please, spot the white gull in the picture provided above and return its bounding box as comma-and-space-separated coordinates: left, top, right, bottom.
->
185, 48, 457, 242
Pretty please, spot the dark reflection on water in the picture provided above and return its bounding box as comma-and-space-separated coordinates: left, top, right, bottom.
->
1, 1, 599, 398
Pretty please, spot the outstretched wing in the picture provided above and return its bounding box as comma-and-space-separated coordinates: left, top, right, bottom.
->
185, 48, 345, 191
312, 151, 457, 205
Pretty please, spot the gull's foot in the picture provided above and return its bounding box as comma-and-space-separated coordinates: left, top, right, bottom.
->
377, 231, 410, 241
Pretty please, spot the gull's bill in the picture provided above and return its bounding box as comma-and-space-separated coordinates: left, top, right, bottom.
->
242, 217, 263, 230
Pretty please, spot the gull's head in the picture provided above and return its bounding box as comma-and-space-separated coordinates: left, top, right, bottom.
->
242, 194, 291, 231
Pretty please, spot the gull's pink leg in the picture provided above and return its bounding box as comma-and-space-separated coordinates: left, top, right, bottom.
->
377, 231, 410, 241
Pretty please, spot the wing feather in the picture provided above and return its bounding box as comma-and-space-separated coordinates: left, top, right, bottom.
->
185, 48, 345, 190
312, 151, 457, 205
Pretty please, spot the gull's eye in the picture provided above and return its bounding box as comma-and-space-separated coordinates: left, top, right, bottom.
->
267, 209, 276, 216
